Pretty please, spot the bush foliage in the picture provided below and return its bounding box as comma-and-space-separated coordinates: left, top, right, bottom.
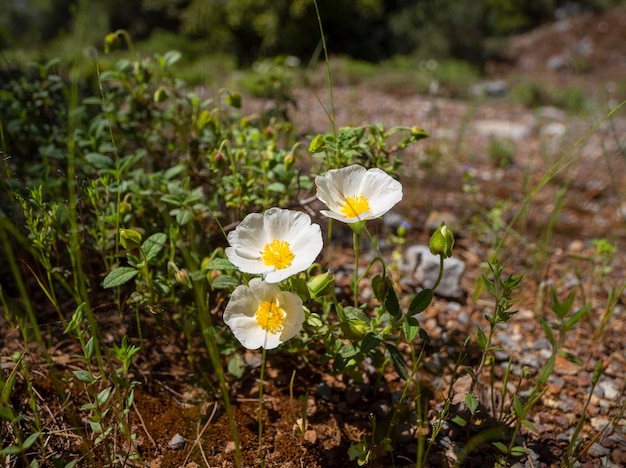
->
2, 0, 625, 65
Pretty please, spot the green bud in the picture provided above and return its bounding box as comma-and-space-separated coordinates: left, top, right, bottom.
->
339, 320, 368, 340
283, 152, 295, 170
104, 32, 120, 54
308, 135, 326, 153
153, 87, 168, 103
410, 126, 429, 140
120, 229, 142, 251
592, 358, 603, 385
119, 200, 132, 215
429, 222, 455, 258
175, 269, 193, 289
225, 92, 241, 108
307, 271, 335, 298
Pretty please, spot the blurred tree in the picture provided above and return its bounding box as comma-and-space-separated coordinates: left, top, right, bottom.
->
2, 0, 624, 64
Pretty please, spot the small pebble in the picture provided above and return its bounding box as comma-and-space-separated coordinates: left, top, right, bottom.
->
168, 433, 186, 451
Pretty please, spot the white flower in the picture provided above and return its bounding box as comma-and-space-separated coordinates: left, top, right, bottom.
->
225, 207, 323, 283
223, 278, 305, 349
315, 164, 403, 223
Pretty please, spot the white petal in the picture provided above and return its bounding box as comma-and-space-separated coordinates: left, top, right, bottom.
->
315, 165, 367, 212
278, 292, 305, 342
361, 169, 403, 218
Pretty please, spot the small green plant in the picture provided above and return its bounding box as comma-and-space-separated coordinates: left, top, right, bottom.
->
487, 137, 517, 168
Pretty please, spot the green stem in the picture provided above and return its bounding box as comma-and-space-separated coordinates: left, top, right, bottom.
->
432, 254, 445, 292
352, 230, 360, 307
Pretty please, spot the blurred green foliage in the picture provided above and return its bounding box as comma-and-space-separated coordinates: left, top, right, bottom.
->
2, 0, 625, 66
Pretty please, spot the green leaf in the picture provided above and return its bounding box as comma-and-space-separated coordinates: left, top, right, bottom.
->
142, 232, 167, 263
97, 387, 113, 405
563, 304, 591, 331
408, 289, 433, 315
539, 316, 555, 347
73, 370, 95, 384
21, 432, 40, 450
267, 182, 286, 193
205, 258, 238, 271
510, 445, 528, 457
521, 419, 538, 433
465, 393, 479, 415
85, 152, 113, 169
103, 267, 138, 289
512, 394, 524, 419
384, 343, 408, 380
476, 327, 488, 350
492, 441, 508, 454
384, 283, 401, 319
371, 275, 388, 302
163, 50, 182, 67
402, 316, 420, 341
1, 445, 22, 455
338, 343, 360, 360
557, 349, 583, 366
361, 332, 382, 353
211, 275, 240, 290
0, 406, 15, 421
451, 414, 467, 427
227, 353, 246, 379
551, 289, 575, 319
343, 306, 369, 322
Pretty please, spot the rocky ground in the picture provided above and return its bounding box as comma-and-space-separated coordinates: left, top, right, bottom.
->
1, 6, 625, 468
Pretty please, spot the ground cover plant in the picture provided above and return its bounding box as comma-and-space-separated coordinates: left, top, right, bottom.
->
1, 7, 626, 468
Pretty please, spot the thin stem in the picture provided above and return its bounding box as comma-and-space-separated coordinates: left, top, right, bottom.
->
312, 0, 337, 147
352, 230, 360, 307
432, 255, 445, 292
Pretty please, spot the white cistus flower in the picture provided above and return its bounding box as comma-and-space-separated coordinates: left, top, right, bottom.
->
225, 207, 323, 283
315, 164, 403, 223
223, 278, 305, 349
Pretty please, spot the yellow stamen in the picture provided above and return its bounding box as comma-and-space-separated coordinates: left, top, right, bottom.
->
255, 300, 285, 333
261, 239, 295, 270
340, 194, 370, 218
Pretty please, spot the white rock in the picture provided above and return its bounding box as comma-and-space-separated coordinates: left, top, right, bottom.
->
473, 119, 533, 141
400, 245, 465, 300
168, 433, 186, 450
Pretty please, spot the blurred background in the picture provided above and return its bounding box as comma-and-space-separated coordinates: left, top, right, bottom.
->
2, 0, 625, 82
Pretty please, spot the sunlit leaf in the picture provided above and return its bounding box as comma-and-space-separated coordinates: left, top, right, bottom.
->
103, 267, 138, 289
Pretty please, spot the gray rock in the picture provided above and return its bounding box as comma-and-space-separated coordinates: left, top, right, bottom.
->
168, 433, 186, 450
472, 119, 533, 141
400, 245, 465, 300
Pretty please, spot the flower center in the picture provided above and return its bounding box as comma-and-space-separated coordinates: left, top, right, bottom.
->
255, 300, 285, 333
340, 194, 370, 218
261, 239, 295, 270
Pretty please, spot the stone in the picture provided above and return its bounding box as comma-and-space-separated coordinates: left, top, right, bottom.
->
400, 245, 465, 300
168, 433, 186, 451
472, 119, 533, 141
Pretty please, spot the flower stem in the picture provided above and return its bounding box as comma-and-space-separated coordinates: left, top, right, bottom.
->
352, 230, 360, 307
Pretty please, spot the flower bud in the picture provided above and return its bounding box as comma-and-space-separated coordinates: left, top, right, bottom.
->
175, 269, 193, 289
429, 222, 454, 258
120, 229, 142, 251
226, 92, 241, 108
104, 32, 120, 54
283, 153, 295, 170
307, 271, 334, 298
308, 135, 326, 153
153, 87, 168, 103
